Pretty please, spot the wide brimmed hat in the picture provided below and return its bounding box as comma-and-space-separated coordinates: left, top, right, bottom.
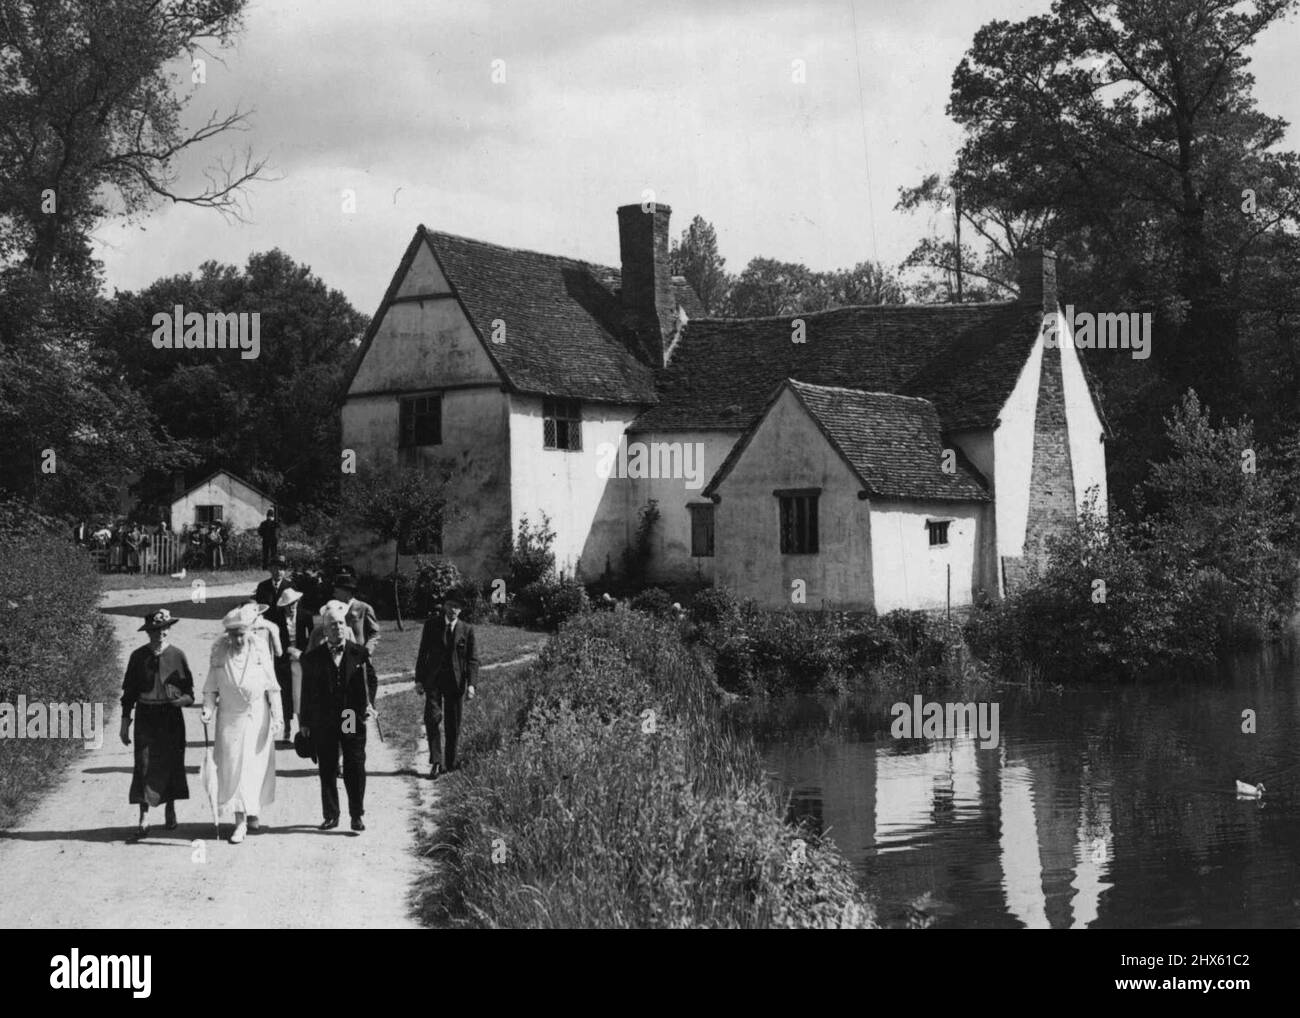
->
332, 572, 357, 590
276, 587, 303, 608
221, 604, 261, 631
139, 608, 179, 632
270, 555, 288, 567
319, 599, 349, 624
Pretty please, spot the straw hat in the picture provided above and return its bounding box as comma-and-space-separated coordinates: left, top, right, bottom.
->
276, 587, 303, 608
319, 599, 349, 624
221, 604, 261, 631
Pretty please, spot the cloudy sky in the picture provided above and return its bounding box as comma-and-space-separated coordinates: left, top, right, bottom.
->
91, 0, 1300, 315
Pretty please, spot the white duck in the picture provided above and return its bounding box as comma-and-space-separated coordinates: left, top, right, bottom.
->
1235, 780, 1265, 799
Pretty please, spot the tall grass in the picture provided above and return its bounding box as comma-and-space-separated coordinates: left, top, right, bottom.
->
418, 608, 875, 928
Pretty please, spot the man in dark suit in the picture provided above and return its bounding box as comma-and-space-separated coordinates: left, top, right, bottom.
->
299, 603, 379, 832
415, 596, 478, 778
258, 508, 279, 569
253, 556, 292, 622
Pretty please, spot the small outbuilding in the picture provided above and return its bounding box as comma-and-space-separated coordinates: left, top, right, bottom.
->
170, 469, 274, 533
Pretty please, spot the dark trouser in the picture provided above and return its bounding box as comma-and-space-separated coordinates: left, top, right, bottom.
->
261, 539, 276, 568
423, 686, 464, 770
315, 725, 367, 820
274, 660, 294, 731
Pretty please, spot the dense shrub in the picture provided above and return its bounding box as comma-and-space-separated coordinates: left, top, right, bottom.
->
688, 586, 740, 628
513, 577, 590, 630
412, 556, 463, 616
445, 577, 493, 624
502, 513, 556, 589
0, 496, 63, 542
692, 599, 977, 695
964, 504, 1220, 681
630, 586, 673, 617
221, 528, 259, 569
422, 610, 875, 928
223, 524, 325, 571
1139, 391, 1298, 642
0, 532, 118, 828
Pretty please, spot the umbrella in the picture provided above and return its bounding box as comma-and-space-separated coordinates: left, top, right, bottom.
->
200, 718, 220, 839
362, 665, 384, 742
366, 687, 385, 743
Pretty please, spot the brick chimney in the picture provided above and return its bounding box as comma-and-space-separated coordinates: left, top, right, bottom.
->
617, 202, 677, 367
1016, 248, 1058, 310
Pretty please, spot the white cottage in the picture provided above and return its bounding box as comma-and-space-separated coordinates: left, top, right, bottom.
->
170, 469, 274, 533
703, 381, 989, 612
339, 201, 1109, 607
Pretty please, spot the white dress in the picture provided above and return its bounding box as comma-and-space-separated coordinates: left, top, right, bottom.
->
204, 634, 280, 816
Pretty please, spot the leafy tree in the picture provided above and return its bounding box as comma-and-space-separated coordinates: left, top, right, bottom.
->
0, 0, 267, 285
723, 258, 818, 317
341, 461, 462, 629
0, 266, 185, 518
821, 261, 906, 307
94, 249, 368, 518
1140, 389, 1296, 639
896, 170, 1035, 302
501, 513, 556, 590
669, 215, 729, 315
936, 0, 1300, 407
725, 256, 904, 316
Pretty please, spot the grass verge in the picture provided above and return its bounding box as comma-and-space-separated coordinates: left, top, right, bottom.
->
405, 608, 876, 928
370, 622, 545, 677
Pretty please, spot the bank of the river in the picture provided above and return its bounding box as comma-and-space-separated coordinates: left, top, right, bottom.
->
404, 608, 876, 928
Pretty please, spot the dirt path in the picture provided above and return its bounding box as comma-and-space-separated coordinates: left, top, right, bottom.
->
0, 583, 424, 929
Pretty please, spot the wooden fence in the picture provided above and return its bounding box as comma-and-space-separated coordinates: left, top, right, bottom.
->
89, 533, 189, 575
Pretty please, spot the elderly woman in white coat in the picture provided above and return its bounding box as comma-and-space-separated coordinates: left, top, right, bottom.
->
201, 603, 282, 843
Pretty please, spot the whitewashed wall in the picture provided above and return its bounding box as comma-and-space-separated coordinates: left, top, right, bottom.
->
507, 394, 641, 581
170, 474, 271, 533
868, 499, 983, 613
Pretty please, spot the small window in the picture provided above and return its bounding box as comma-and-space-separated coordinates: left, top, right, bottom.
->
927, 520, 951, 547
777, 491, 819, 554
687, 503, 715, 557
543, 397, 582, 451
399, 393, 442, 448
195, 505, 223, 524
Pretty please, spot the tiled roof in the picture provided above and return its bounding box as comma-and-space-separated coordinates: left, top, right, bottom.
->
632, 302, 1046, 433
425, 229, 659, 404
704, 381, 990, 502
343, 227, 706, 406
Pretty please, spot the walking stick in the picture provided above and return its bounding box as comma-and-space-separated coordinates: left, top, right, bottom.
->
363, 663, 384, 743
201, 719, 220, 840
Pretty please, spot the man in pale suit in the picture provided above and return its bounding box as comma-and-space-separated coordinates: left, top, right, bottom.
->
307, 574, 379, 653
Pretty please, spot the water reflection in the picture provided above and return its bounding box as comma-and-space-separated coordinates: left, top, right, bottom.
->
753, 628, 1300, 928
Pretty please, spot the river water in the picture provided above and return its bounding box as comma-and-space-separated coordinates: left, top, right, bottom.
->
750, 629, 1300, 928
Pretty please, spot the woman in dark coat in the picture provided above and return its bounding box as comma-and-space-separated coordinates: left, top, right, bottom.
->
119, 609, 194, 838
124, 524, 143, 574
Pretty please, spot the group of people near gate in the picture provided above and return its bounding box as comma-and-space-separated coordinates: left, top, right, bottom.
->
119, 556, 479, 842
